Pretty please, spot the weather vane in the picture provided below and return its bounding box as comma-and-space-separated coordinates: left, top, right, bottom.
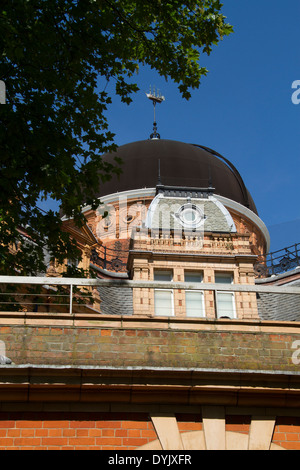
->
146, 86, 165, 139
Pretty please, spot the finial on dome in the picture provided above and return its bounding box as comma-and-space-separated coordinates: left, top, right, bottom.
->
146, 86, 165, 139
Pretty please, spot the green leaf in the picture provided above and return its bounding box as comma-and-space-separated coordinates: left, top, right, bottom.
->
0, 0, 233, 275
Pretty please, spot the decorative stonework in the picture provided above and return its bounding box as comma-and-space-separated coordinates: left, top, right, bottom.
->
139, 410, 283, 450
59, 186, 269, 320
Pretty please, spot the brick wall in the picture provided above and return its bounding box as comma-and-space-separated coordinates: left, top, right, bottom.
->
272, 417, 300, 450
0, 412, 204, 450
1, 320, 300, 371
0, 412, 156, 450
1, 316, 300, 450
0, 411, 299, 450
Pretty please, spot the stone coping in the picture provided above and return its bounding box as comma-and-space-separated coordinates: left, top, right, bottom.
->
1, 311, 300, 333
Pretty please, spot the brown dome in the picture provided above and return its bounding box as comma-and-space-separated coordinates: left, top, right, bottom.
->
97, 139, 258, 214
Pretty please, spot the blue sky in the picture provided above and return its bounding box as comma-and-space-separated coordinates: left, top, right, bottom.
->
104, 0, 300, 253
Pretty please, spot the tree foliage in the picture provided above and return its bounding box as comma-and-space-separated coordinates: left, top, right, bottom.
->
0, 0, 233, 275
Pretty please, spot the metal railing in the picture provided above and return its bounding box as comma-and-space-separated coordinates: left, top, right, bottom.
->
266, 242, 300, 276
90, 242, 300, 278
0, 275, 300, 318
0, 276, 98, 315
90, 245, 128, 273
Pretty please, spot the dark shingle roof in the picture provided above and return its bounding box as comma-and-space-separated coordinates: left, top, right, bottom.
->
98, 286, 133, 315
256, 271, 300, 321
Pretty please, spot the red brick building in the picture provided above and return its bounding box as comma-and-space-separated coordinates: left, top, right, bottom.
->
1, 138, 300, 450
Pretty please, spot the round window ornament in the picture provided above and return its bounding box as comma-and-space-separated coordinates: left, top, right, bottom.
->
176, 204, 204, 228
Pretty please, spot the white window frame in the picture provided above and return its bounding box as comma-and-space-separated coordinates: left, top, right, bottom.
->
154, 270, 174, 317
184, 271, 205, 318
185, 289, 206, 318
154, 288, 174, 317
215, 273, 236, 319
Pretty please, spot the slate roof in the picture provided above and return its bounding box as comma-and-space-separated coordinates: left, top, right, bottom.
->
256, 272, 300, 322
146, 195, 236, 233
256, 282, 300, 321
97, 286, 133, 316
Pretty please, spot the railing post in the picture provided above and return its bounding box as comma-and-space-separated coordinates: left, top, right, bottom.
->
269, 252, 274, 275
69, 284, 73, 315
295, 243, 299, 266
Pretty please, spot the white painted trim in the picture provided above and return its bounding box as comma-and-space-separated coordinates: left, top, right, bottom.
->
145, 193, 163, 228
208, 195, 237, 232
61, 188, 157, 221
85, 188, 156, 211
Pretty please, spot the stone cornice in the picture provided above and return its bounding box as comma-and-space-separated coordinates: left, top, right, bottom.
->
0, 364, 300, 408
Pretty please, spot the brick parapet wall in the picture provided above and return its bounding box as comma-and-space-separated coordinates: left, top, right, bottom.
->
1, 314, 300, 371
1, 313, 300, 450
